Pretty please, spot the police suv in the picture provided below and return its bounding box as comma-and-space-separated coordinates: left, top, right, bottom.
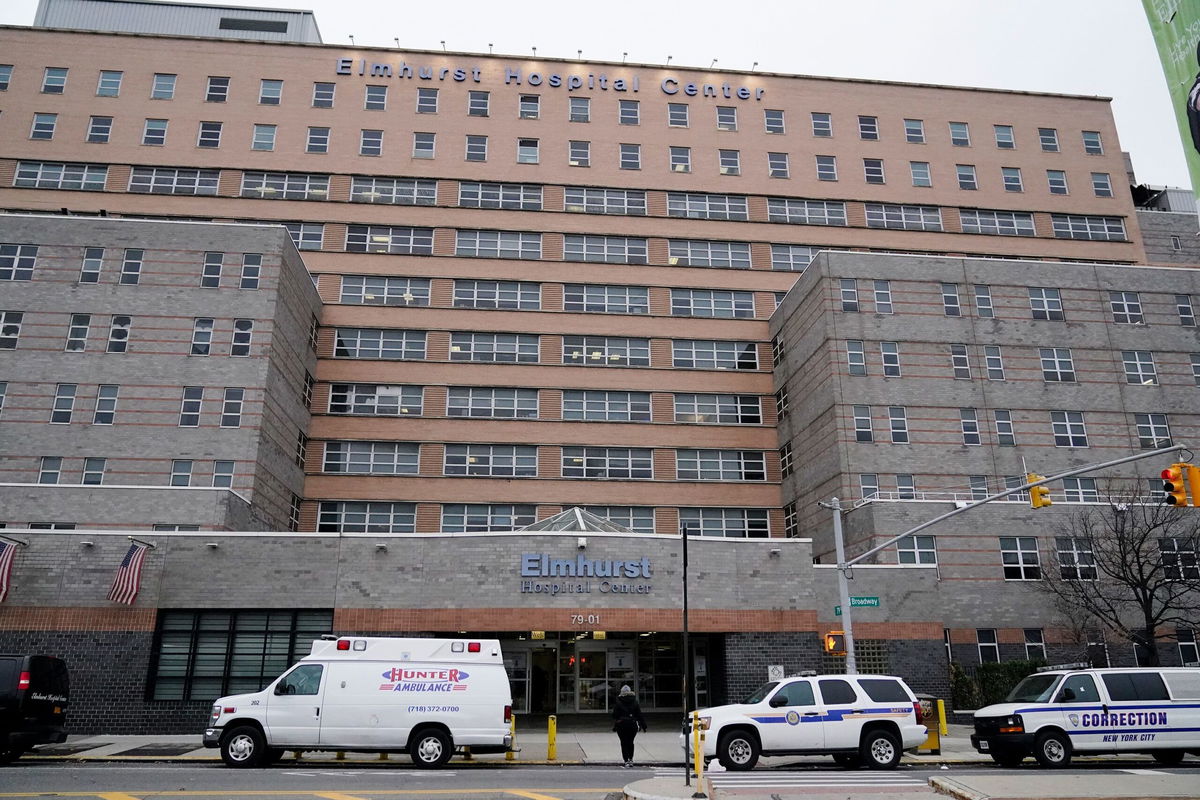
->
972, 664, 1200, 767
687, 673, 928, 770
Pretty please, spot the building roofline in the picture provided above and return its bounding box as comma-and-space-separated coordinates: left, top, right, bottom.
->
0, 23, 1112, 103
35, 0, 317, 18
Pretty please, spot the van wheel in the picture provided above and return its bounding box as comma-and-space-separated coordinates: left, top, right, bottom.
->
0, 749, 22, 764
717, 730, 759, 771
833, 752, 862, 769
220, 725, 266, 768
861, 729, 902, 770
1033, 731, 1071, 768
990, 751, 1024, 767
1152, 750, 1185, 766
410, 728, 452, 768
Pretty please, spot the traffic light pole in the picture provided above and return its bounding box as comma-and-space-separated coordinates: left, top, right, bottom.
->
826, 442, 1188, 671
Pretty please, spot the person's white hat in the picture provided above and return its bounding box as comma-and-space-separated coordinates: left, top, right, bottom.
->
620, 684, 633, 695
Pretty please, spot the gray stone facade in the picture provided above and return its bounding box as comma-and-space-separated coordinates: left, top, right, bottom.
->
1138, 208, 1200, 267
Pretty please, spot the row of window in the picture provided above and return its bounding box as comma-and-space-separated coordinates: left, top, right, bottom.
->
841, 280, 1195, 324
971, 628, 1197, 666
21, 383, 250, 428
0, 243, 263, 288
28, 455, 240, 487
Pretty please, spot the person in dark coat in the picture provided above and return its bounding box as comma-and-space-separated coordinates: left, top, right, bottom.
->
611, 684, 647, 767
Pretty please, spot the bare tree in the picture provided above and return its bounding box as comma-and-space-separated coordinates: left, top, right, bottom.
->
1039, 495, 1200, 666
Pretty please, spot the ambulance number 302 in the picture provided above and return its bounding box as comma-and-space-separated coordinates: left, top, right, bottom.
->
570, 614, 601, 625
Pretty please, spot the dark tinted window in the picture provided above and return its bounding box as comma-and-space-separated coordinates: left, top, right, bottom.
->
0, 658, 16, 700
819, 678, 858, 704
858, 678, 910, 702
219, 18, 288, 32
1102, 672, 1169, 701
27, 656, 69, 704
1057, 674, 1098, 703
773, 680, 815, 706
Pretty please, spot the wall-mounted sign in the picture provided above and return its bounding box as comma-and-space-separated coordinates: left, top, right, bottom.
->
519, 553, 653, 595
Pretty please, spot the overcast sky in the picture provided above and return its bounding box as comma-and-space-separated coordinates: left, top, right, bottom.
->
1, 0, 1189, 189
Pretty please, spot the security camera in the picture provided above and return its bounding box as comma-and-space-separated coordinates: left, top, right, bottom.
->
577, 537, 587, 550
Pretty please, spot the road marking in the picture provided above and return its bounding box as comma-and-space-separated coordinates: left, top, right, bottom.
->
1120, 768, 1171, 775
0, 791, 622, 798
98, 795, 145, 800
313, 794, 370, 800
505, 792, 566, 800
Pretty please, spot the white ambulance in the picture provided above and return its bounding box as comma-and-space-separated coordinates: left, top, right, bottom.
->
202, 636, 512, 768
972, 665, 1200, 767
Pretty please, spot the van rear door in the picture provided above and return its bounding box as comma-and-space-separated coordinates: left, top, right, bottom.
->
265, 663, 325, 746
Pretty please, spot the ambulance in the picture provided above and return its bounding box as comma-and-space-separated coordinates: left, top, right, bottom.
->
971, 665, 1200, 767
203, 636, 513, 768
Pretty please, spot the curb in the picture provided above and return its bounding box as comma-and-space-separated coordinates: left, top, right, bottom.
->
930, 776, 991, 800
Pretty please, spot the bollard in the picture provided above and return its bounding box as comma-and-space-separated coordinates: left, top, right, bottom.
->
506, 713, 516, 761
378, 751, 389, 761
292, 750, 302, 761
335, 750, 345, 760
690, 710, 707, 798
547, 714, 557, 761
463, 745, 473, 761
937, 699, 948, 736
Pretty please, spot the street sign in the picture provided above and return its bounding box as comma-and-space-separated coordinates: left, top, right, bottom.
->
835, 597, 881, 616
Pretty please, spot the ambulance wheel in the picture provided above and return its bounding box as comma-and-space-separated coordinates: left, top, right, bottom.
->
834, 752, 862, 769
410, 727, 452, 768
717, 730, 759, 771
1033, 730, 1071, 768
990, 751, 1024, 767
860, 729, 901, 770
220, 725, 266, 768
1152, 749, 1185, 766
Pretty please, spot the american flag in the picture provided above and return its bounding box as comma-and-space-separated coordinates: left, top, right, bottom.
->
0, 540, 18, 602
107, 542, 149, 605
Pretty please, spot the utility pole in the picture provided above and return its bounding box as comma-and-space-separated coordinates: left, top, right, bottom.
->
829, 498, 856, 674
681, 522, 691, 788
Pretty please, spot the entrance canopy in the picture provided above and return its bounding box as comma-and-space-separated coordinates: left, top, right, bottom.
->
517, 507, 634, 533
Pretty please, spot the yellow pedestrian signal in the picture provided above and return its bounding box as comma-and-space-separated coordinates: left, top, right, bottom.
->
1027, 473, 1052, 509
1162, 463, 1190, 507
824, 631, 846, 655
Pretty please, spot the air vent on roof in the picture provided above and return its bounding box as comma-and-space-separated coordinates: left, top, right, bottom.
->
219, 18, 289, 33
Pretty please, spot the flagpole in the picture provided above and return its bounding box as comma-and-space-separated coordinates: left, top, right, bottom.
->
127, 535, 157, 549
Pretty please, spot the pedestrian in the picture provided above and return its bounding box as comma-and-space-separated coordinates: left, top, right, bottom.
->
612, 683, 647, 767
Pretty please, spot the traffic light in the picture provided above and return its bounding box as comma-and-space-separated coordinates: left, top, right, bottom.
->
1162, 463, 1190, 506
1027, 473, 1052, 509
824, 631, 846, 656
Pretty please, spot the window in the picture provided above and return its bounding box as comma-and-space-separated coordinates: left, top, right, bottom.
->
359, 129, 382, 156
667, 192, 748, 220
93, 385, 118, 425
88, 116, 113, 143
950, 344, 971, 379
670, 146, 692, 173
258, 78, 282, 104
205, 75, 230, 103
564, 335, 650, 367
0, 64, 10, 91
1177, 295, 1196, 326
242, 172, 330, 200
679, 508, 769, 538
331, 383, 424, 416
766, 198, 847, 226
1039, 127, 1059, 151
668, 239, 751, 269
251, 124, 276, 151
76, 247, 103, 284
1135, 413, 1171, 448
119, 248, 143, 285
1082, 130, 1104, 154
569, 96, 590, 122
333, 328, 427, 360
66, 313, 90, 351
1001, 537, 1041, 580
764, 108, 785, 133
190, 317, 214, 355
345, 225, 434, 254
710, 105, 737, 131
449, 332, 539, 363
416, 87, 438, 113
441, 504, 536, 533
16, 161, 108, 190
517, 137, 538, 163
904, 118, 925, 143
1193, 353, 1200, 386
152, 73, 177, 99
806, 111, 831, 137
413, 131, 436, 158
211, 460, 235, 489
718, 149, 740, 175
941, 283, 961, 316
563, 284, 649, 314
81, 457, 106, 486
342, 277, 426, 308
318, 502, 416, 533
674, 394, 760, 425
671, 289, 754, 318
1061, 477, 1099, 502
994, 124, 1015, 149
1160, 538, 1198, 580
1056, 537, 1097, 580
853, 405, 873, 442
813, 155, 837, 181
150, 610, 332, 701
566, 186, 646, 215
994, 409, 1016, 446
863, 158, 885, 184
838, 278, 861, 312
1179, 630, 1199, 665
453, 280, 540, 310
519, 94, 540, 119
881, 341, 901, 377
1092, 172, 1113, 197
465, 134, 487, 162
673, 339, 757, 370
98, 70, 123, 97
860, 474, 879, 499
1030, 287, 1064, 320
1051, 214, 1126, 241
568, 140, 590, 166
456, 230, 541, 259
563, 447, 653, 479
898, 535, 936, 565
953, 409, 977, 445
468, 90, 490, 116
619, 99, 640, 125
1, 244, 37, 281
39, 457, 63, 485
1047, 170, 1068, 195
306, 126, 329, 153
324, 441, 420, 475
960, 209, 1036, 236
771, 245, 817, 271
956, 164, 978, 190
1040, 348, 1075, 382
896, 474, 916, 499
445, 444, 537, 477
170, 459, 193, 486
858, 115, 879, 140
240, 254, 261, 289
1122, 350, 1157, 385
220, 387, 244, 427
874, 280, 893, 313
31, 112, 57, 139
775, 388, 788, 421
364, 84, 387, 110
197, 121, 222, 148
562, 390, 649, 422
949, 121, 970, 146
983, 345, 1004, 380
910, 161, 931, 187
767, 152, 790, 178
976, 629, 1000, 663
106, 315, 130, 352
230, 319, 253, 356
676, 450, 765, 481
1024, 629, 1046, 661
846, 340, 866, 375
0, 311, 23, 350
620, 143, 642, 170
51, 383, 77, 423
312, 81, 335, 108
865, 203, 942, 231
1051, 410, 1088, 447
889, 406, 909, 443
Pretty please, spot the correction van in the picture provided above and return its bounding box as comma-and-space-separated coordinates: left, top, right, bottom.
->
203, 636, 512, 767
971, 665, 1200, 767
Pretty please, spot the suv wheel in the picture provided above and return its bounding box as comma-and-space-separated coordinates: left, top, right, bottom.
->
860, 729, 902, 770
1033, 730, 1072, 768
718, 730, 760, 771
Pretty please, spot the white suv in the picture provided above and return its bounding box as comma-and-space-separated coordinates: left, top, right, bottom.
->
689, 673, 927, 770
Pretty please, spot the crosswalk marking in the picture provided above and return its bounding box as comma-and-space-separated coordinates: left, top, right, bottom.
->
1120, 768, 1170, 775
654, 768, 926, 789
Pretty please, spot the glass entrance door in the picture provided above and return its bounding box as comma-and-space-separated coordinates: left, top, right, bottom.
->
577, 647, 607, 710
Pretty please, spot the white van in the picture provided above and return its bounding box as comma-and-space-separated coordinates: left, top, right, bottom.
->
203, 636, 512, 768
971, 665, 1200, 767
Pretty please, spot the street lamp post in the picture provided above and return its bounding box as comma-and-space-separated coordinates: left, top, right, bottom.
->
830, 497, 857, 675
681, 522, 691, 787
